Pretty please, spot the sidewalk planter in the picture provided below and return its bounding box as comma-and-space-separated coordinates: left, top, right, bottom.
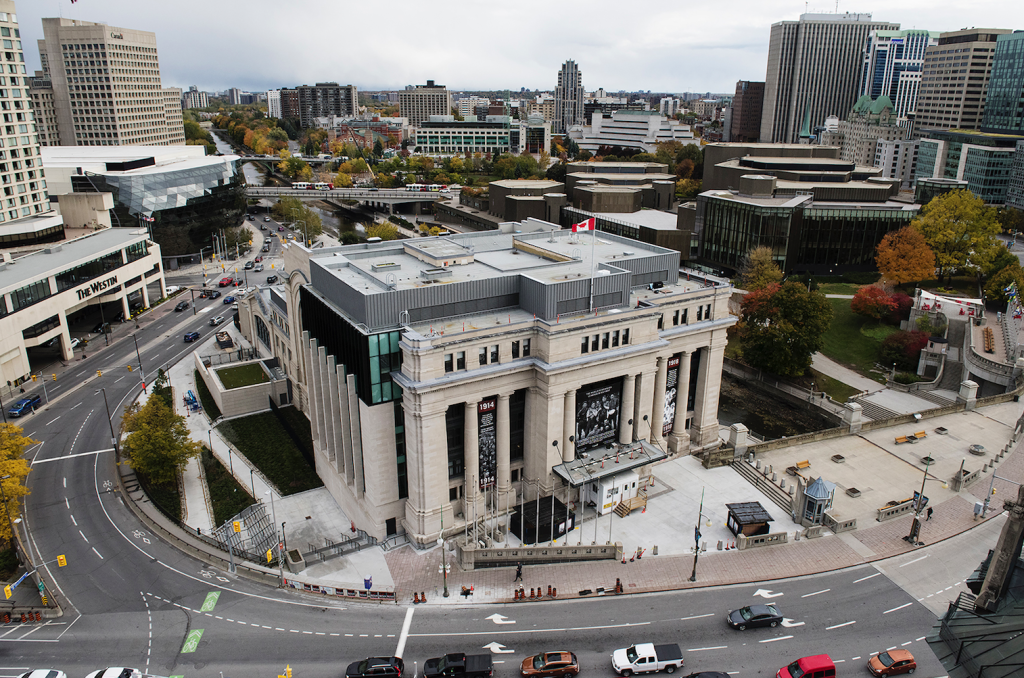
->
286, 549, 306, 573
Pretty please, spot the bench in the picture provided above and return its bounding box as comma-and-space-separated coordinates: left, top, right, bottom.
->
983, 326, 995, 353
914, 431, 927, 439
795, 460, 811, 470
895, 436, 910, 444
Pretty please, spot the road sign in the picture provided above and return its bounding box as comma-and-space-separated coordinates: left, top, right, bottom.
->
3, 585, 10, 600
267, 549, 273, 563
37, 582, 44, 593
57, 554, 67, 567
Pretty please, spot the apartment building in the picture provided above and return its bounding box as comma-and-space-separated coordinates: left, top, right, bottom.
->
399, 81, 451, 125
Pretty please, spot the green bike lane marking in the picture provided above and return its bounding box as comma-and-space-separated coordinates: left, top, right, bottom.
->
181, 628, 204, 653
200, 591, 220, 611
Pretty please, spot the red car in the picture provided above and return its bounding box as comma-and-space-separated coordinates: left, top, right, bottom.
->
254, 256, 263, 263
218, 277, 234, 287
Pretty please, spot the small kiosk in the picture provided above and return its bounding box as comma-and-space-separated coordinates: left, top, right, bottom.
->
726, 502, 774, 537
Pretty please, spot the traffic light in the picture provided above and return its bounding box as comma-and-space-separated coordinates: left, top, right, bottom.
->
57, 554, 67, 567
52, 374, 57, 381
96, 370, 102, 377
286, 666, 293, 678
127, 365, 133, 372
31, 374, 37, 382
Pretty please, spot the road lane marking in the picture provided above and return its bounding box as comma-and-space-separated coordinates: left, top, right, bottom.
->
200, 592, 220, 612
114, 376, 125, 383
70, 514, 77, 526
411, 620, 652, 637
680, 613, 714, 620
181, 629, 204, 653
826, 621, 856, 630
759, 636, 793, 643
852, 657, 861, 661
687, 646, 727, 651
395, 607, 414, 658
884, 603, 913, 614
916, 637, 925, 642
45, 417, 60, 425
801, 589, 830, 597
900, 555, 928, 567
71, 403, 81, 410
79, 530, 89, 543
91, 547, 103, 559
902, 641, 912, 646
32, 448, 114, 465
854, 572, 881, 583
64, 498, 69, 509
834, 660, 845, 663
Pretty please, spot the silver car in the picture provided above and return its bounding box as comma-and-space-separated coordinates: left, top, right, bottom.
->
210, 315, 225, 326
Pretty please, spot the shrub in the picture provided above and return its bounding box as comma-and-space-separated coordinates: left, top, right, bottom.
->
894, 372, 925, 384
889, 292, 913, 325
851, 285, 897, 321
880, 330, 929, 371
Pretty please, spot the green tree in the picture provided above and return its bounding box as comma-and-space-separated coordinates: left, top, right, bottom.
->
373, 138, 384, 158
271, 197, 323, 238
739, 282, 834, 377
913, 189, 1001, 285
366, 221, 400, 241
0, 424, 33, 546
333, 172, 353, 188
546, 162, 567, 183
985, 262, 1024, 304
121, 397, 202, 487
224, 225, 253, 251
739, 246, 784, 291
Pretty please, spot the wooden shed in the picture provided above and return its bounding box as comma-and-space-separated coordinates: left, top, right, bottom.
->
726, 501, 773, 537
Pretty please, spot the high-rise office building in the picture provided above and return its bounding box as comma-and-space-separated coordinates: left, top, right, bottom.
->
982, 32, 1024, 135
859, 29, 940, 119
398, 80, 451, 125
227, 87, 242, 105
554, 60, 584, 134
761, 13, 899, 144
31, 17, 186, 147
266, 89, 281, 118
0, 1, 51, 224
915, 29, 1011, 136
729, 81, 765, 143
181, 85, 208, 110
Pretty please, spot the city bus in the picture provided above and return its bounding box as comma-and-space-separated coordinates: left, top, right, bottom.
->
312, 182, 333, 191
406, 183, 425, 192
292, 181, 311, 190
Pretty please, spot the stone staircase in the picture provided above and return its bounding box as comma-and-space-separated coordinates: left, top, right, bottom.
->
731, 458, 794, 515
936, 320, 967, 392
854, 397, 901, 421
910, 389, 955, 407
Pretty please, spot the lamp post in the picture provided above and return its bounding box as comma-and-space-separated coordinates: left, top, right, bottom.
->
97, 388, 120, 462
131, 334, 146, 393
282, 522, 287, 552
905, 457, 931, 546
689, 487, 707, 582
250, 468, 255, 499
438, 510, 450, 597
0, 475, 21, 564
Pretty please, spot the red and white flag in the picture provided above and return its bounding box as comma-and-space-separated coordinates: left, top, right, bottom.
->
572, 218, 595, 233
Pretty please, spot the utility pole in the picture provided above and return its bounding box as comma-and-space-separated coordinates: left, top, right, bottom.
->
689, 488, 706, 582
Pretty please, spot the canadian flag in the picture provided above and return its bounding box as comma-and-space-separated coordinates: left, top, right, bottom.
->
572, 218, 595, 233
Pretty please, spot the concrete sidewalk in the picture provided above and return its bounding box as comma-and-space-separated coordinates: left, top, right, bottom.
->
811, 352, 885, 394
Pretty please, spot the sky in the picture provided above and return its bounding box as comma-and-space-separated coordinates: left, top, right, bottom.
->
17, 0, 1024, 95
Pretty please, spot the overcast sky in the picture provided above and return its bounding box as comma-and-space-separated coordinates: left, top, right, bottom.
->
18, 0, 1024, 95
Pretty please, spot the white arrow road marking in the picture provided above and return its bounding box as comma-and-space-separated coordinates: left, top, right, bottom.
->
781, 618, 805, 628
486, 614, 516, 625
753, 588, 783, 598
483, 642, 515, 654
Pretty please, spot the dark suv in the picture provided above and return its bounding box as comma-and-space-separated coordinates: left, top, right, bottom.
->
346, 657, 404, 678
8, 394, 42, 418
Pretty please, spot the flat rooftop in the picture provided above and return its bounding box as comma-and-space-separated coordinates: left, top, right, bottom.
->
491, 179, 562, 190
41, 145, 240, 174
0, 227, 150, 293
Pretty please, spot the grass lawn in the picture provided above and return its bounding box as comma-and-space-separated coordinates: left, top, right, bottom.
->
817, 282, 865, 296
808, 368, 862, 402
201, 447, 255, 527
138, 472, 181, 522
194, 370, 222, 420
819, 298, 895, 383
216, 364, 269, 390
276, 406, 314, 452
217, 412, 323, 495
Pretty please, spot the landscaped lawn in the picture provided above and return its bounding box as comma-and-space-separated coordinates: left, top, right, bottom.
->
817, 282, 866, 296
819, 298, 895, 383
194, 370, 222, 420
808, 368, 861, 402
217, 412, 323, 495
216, 363, 269, 390
201, 447, 255, 527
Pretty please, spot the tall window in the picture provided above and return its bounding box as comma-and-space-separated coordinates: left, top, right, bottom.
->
445, 403, 465, 479
510, 389, 527, 462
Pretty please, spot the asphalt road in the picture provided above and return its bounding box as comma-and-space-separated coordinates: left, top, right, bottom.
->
0, 289, 977, 678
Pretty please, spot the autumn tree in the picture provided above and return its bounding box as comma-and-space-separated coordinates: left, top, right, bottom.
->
739, 246, 784, 291
739, 282, 834, 377
875, 225, 936, 286
366, 221, 399, 241
333, 172, 353, 188
121, 397, 202, 487
851, 285, 897, 321
913, 189, 1001, 285
0, 425, 33, 546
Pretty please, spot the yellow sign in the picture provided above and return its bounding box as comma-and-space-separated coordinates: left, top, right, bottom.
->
233, 521, 241, 533
267, 549, 273, 563
3, 585, 10, 599
57, 554, 67, 567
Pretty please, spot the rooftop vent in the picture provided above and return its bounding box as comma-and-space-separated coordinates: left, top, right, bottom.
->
421, 267, 453, 281
371, 262, 401, 272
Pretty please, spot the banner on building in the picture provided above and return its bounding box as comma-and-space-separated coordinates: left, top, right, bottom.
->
478, 397, 497, 490
663, 355, 680, 436
575, 378, 623, 451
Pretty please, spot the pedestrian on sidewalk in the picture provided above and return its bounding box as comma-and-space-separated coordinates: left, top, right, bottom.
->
514, 562, 523, 582
926, 507, 934, 521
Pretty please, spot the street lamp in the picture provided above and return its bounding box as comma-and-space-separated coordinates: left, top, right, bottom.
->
96, 388, 120, 462
132, 334, 147, 393
438, 510, 449, 597
689, 487, 707, 582
904, 457, 931, 546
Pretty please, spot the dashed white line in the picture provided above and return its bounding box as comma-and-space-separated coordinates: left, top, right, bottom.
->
275, 628, 284, 631
70, 515, 77, 526
289, 630, 299, 634
900, 555, 928, 567
801, 589, 830, 598
834, 660, 845, 663
114, 376, 125, 383
854, 572, 882, 583
852, 657, 861, 661
759, 636, 793, 643
826, 621, 856, 630
62, 478, 66, 489
884, 603, 913, 614
302, 631, 313, 634
45, 417, 60, 425
915, 637, 925, 642
262, 626, 272, 629
688, 646, 727, 651
64, 497, 69, 509
902, 641, 912, 646
78, 530, 88, 543
680, 613, 714, 621
91, 547, 103, 559
70, 403, 81, 410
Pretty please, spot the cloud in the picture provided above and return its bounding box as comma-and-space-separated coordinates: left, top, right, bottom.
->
15, 0, 1024, 94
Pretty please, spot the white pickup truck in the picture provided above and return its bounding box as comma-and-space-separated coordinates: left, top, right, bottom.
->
611, 643, 684, 676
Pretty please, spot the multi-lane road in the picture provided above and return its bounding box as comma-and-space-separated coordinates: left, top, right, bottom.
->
0, 259, 990, 677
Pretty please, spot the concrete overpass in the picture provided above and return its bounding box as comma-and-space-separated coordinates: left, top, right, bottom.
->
245, 186, 447, 206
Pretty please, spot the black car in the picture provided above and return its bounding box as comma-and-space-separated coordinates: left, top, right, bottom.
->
727, 604, 783, 630
244, 261, 255, 270
184, 331, 200, 343
174, 301, 189, 312
346, 657, 404, 678
208, 290, 222, 299
266, 275, 278, 284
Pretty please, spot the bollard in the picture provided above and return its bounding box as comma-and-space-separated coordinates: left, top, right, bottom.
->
547, 585, 552, 596
413, 592, 419, 604
653, 545, 658, 556
34, 612, 40, 622
552, 587, 557, 598
19, 613, 26, 623
2, 613, 8, 624
622, 554, 626, 564
529, 588, 535, 599
717, 540, 723, 550
421, 592, 426, 603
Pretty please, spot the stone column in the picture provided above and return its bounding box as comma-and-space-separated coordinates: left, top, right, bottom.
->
691, 341, 727, 449
619, 374, 636, 444
120, 293, 132, 321
650, 357, 668, 445
562, 390, 576, 461
403, 403, 454, 547
141, 283, 151, 308
668, 351, 692, 454
464, 400, 479, 514
496, 393, 514, 530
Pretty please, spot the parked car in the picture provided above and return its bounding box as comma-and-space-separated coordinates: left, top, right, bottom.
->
218, 277, 234, 287
174, 301, 189, 312
111, 311, 125, 323
521, 652, 579, 678
184, 331, 200, 343
612, 644, 683, 676
266, 275, 278, 284
424, 653, 493, 678
345, 657, 404, 678
18, 670, 69, 678
727, 605, 782, 630
776, 655, 835, 678
92, 321, 109, 334
244, 261, 254, 270
254, 264, 264, 272
868, 650, 916, 676
69, 337, 82, 350
224, 296, 235, 304
84, 669, 143, 678
208, 290, 222, 299
8, 394, 42, 418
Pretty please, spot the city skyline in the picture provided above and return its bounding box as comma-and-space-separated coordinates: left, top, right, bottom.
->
17, 0, 1024, 95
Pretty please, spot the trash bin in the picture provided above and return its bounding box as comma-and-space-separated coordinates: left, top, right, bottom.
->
364, 576, 372, 591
